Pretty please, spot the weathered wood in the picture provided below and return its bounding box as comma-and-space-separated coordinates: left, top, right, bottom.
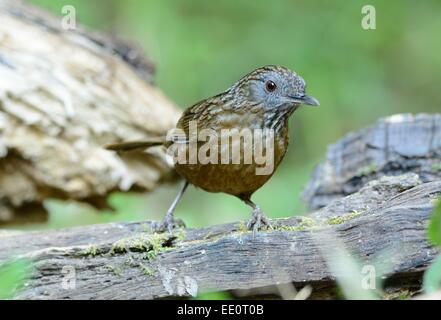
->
1, 173, 439, 299
0, 0, 181, 223
303, 113, 441, 210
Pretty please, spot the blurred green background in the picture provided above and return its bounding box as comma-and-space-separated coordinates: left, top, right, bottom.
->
17, 0, 441, 230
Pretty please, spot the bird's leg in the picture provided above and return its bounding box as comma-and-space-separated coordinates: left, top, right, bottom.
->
241, 196, 273, 233
151, 181, 189, 234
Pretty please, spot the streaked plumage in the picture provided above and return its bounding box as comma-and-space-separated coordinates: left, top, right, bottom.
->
106, 65, 319, 233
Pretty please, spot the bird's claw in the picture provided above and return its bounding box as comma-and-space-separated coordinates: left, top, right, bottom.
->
246, 206, 272, 235
151, 214, 186, 234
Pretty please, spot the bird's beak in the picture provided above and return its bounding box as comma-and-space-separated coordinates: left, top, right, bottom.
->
301, 95, 320, 106
287, 94, 320, 106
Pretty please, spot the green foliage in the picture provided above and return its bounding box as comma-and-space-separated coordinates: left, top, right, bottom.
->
324, 243, 405, 300
424, 199, 441, 294
326, 247, 379, 300
0, 259, 32, 299
428, 200, 441, 246
195, 291, 232, 300
423, 255, 441, 294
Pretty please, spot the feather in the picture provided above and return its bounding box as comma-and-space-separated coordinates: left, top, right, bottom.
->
105, 138, 165, 151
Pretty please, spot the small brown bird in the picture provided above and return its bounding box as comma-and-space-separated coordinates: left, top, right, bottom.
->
106, 65, 319, 233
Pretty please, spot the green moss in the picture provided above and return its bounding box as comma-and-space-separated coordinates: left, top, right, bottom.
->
234, 220, 272, 233
237, 221, 249, 233
397, 290, 412, 300
79, 229, 183, 260
234, 216, 319, 233
79, 245, 99, 257
357, 163, 377, 176
138, 263, 155, 276
273, 216, 318, 232
174, 229, 187, 242
327, 210, 361, 225
109, 233, 170, 256
125, 255, 138, 267
105, 264, 123, 277
81, 231, 182, 277
273, 224, 305, 232
298, 216, 316, 228
144, 250, 159, 260
123, 255, 156, 276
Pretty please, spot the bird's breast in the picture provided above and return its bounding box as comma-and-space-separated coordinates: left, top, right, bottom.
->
171, 109, 290, 196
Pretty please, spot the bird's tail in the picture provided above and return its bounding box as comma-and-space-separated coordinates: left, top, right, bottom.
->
105, 137, 166, 152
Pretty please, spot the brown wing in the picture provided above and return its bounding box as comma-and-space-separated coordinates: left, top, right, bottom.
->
176, 92, 228, 135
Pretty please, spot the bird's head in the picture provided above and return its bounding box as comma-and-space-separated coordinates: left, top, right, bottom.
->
233, 65, 319, 113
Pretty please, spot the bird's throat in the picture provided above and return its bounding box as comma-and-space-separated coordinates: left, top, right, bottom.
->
264, 104, 299, 130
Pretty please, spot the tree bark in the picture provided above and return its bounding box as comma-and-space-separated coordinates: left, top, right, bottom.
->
303, 113, 441, 210
0, 0, 181, 223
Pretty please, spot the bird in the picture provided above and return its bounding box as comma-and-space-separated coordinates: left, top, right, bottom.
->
106, 65, 319, 233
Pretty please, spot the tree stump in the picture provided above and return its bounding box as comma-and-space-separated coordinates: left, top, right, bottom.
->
303, 113, 441, 210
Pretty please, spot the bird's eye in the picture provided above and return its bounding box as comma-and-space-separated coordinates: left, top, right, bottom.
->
265, 80, 277, 92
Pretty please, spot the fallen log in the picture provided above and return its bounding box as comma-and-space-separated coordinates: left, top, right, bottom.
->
1, 172, 439, 299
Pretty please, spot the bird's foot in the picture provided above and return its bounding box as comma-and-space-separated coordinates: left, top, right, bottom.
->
246, 205, 272, 234
151, 214, 186, 234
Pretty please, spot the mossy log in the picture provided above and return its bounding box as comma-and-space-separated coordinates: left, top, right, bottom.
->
0, 172, 439, 299
0, 0, 181, 224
